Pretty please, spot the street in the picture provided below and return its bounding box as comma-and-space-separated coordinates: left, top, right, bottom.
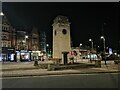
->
2, 73, 119, 88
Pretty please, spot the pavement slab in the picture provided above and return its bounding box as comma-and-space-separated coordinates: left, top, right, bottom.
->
1, 60, 120, 78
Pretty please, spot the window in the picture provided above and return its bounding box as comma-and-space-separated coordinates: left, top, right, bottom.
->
1, 41, 3, 47
2, 26, 5, 30
3, 42, 6, 47
2, 32, 8, 40
62, 29, 67, 35
8, 41, 11, 47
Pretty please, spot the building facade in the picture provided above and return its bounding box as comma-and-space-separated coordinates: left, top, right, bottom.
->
0, 14, 44, 62
39, 31, 46, 52
1, 15, 16, 61
30, 27, 40, 61
15, 27, 41, 61
15, 30, 32, 62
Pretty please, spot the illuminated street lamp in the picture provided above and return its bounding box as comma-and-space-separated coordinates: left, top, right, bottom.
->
101, 36, 107, 64
101, 36, 105, 53
46, 44, 49, 47
46, 44, 49, 54
89, 39, 93, 62
80, 43, 82, 47
25, 35, 28, 39
79, 43, 82, 49
89, 39, 93, 50
25, 35, 28, 49
0, 12, 4, 16
25, 35, 28, 42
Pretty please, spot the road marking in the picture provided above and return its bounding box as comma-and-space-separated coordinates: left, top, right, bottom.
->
1, 72, 119, 80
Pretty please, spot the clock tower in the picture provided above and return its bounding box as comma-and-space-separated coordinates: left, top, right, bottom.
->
52, 15, 71, 64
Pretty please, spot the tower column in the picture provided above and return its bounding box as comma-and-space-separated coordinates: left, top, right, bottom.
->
52, 15, 71, 64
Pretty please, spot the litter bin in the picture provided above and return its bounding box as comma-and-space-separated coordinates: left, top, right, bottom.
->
95, 60, 101, 67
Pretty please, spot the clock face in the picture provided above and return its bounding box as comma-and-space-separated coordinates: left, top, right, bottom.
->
62, 29, 67, 35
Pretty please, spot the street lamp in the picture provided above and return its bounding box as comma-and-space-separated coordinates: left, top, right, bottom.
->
46, 44, 49, 47
79, 43, 82, 49
89, 39, 93, 62
25, 35, 28, 39
80, 43, 82, 47
25, 35, 28, 49
25, 35, 28, 43
100, 36, 105, 53
46, 43, 49, 53
89, 39, 93, 50
101, 36, 107, 64
0, 12, 4, 16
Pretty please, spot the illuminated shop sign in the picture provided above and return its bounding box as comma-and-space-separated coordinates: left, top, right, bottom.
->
8, 49, 14, 51
20, 50, 28, 52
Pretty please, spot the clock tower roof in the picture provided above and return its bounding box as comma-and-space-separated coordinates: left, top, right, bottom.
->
53, 15, 70, 24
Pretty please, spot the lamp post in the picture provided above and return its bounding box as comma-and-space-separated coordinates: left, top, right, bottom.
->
89, 39, 93, 50
25, 35, 28, 49
46, 44, 49, 57
79, 43, 82, 50
89, 39, 93, 62
101, 36, 106, 65
100, 36, 105, 53
46, 44, 49, 51
25, 35, 28, 43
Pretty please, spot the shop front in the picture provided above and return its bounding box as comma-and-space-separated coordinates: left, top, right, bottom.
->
16, 50, 31, 62
31, 51, 41, 61
2, 47, 15, 62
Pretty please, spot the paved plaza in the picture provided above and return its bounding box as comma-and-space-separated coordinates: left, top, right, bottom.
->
0, 59, 120, 78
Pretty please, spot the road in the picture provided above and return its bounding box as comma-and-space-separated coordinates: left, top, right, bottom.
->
2, 73, 119, 88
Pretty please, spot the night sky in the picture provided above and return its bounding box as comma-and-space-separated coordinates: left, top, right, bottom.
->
2, 2, 119, 50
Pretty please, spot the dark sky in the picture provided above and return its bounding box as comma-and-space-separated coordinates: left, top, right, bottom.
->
2, 2, 119, 50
